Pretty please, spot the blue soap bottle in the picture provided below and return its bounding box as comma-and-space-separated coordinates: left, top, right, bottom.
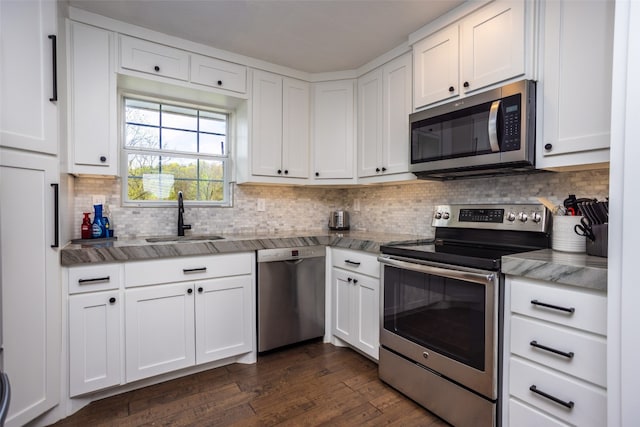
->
92, 204, 105, 238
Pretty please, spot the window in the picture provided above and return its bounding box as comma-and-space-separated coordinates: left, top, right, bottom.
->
122, 97, 231, 206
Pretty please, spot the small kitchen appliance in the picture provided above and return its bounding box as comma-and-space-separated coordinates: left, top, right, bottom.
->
328, 210, 350, 230
378, 204, 551, 427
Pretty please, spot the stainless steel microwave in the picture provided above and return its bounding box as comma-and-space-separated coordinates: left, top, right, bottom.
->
409, 80, 536, 180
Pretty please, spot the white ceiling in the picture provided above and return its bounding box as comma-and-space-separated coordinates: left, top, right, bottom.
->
67, 0, 465, 73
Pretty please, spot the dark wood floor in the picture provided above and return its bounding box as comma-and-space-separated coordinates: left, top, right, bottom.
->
51, 341, 448, 426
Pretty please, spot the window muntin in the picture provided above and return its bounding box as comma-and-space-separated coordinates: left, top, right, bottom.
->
123, 97, 230, 205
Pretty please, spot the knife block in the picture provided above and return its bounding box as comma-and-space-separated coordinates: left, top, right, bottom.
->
586, 224, 608, 257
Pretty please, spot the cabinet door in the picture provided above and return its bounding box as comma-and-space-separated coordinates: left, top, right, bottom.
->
332, 268, 354, 343
191, 54, 247, 93
357, 69, 383, 178
413, 25, 459, 109
355, 273, 380, 360
0, 0, 57, 154
282, 77, 310, 178
382, 53, 412, 175
120, 35, 189, 80
460, 0, 525, 94
69, 291, 121, 397
538, 0, 614, 167
251, 70, 283, 177
0, 149, 60, 427
195, 276, 253, 364
312, 80, 355, 179
68, 21, 117, 175
125, 283, 195, 382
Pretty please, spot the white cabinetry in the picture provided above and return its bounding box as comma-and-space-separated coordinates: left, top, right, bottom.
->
358, 53, 412, 180
413, 0, 526, 109
67, 20, 117, 175
504, 277, 607, 426
312, 80, 355, 180
120, 35, 189, 80
331, 249, 380, 360
68, 264, 123, 397
0, 0, 58, 155
250, 70, 309, 180
537, 0, 614, 169
124, 253, 255, 382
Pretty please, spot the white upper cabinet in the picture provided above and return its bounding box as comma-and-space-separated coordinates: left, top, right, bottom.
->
312, 80, 355, 180
0, 0, 58, 155
413, 0, 526, 110
537, 0, 614, 170
250, 70, 309, 180
67, 21, 118, 175
120, 35, 190, 81
191, 54, 247, 93
358, 53, 413, 179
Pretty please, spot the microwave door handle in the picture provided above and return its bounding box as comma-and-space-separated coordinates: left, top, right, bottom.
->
488, 100, 501, 152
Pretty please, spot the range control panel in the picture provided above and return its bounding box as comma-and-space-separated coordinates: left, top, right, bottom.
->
432, 204, 549, 232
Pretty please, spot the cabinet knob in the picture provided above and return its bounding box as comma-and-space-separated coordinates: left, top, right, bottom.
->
100, 156, 107, 163
381, 167, 387, 172
109, 297, 116, 304
277, 169, 282, 174
187, 288, 193, 294
217, 80, 222, 86
315, 172, 319, 177
353, 279, 358, 284
154, 65, 160, 72
463, 81, 470, 88
544, 143, 553, 151
284, 170, 288, 175
449, 86, 455, 92
198, 287, 203, 293
347, 277, 352, 282
376, 167, 380, 173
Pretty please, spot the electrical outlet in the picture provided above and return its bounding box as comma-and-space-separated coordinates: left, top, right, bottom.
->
257, 198, 266, 212
92, 195, 106, 206
353, 198, 360, 212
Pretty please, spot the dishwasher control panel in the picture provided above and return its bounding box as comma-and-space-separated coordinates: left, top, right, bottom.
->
257, 246, 326, 262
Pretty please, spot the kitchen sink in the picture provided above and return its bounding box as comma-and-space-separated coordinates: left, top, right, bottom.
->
145, 235, 224, 243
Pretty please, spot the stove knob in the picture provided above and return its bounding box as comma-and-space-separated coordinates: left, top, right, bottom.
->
434, 212, 442, 219
442, 212, 450, 220
518, 212, 528, 222
506, 212, 516, 222
531, 212, 542, 223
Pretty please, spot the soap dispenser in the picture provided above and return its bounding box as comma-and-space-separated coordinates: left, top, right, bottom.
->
92, 204, 105, 238
81, 212, 92, 239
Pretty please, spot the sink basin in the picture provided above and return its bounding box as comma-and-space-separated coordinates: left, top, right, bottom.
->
145, 235, 224, 243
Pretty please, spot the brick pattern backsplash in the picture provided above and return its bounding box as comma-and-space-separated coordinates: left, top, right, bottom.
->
71, 169, 609, 239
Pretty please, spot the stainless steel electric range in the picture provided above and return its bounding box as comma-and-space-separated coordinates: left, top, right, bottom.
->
378, 204, 551, 427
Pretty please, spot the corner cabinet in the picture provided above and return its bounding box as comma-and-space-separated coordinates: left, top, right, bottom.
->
536, 0, 614, 170
67, 20, 118, 175
250, 70, 309, 180
503, 276, 607, 426
358, 53, 413, 180
331, 249, 380, 360
413, 0, 526, 109
312, 80, 356, 180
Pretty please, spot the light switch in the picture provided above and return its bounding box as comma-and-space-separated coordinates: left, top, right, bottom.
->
257, 198, 266, 212
92, 195, 106, 206
353, 198, 360, 212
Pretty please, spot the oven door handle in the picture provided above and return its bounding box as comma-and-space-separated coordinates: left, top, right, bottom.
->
377, 256, 495, 286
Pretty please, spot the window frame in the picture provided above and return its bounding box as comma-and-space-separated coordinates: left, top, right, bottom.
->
119, 92, 233, 207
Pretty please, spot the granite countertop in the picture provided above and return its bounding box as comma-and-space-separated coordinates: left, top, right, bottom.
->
60, 230, 429, 266
502, 249, 608, 292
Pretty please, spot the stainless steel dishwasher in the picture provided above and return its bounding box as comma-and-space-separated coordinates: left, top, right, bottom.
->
257, 246, 325, 352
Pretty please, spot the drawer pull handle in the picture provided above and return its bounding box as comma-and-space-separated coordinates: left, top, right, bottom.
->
530, 300, 575, 314
529, 385, 575, 409
530, 340, 575, 359
78, 276, 110, 284
183, 267, 207, 274
345, 260, 361, 266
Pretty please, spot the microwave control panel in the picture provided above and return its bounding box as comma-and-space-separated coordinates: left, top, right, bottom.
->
501, 94, 521, 152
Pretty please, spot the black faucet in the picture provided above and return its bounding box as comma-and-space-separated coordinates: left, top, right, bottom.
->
177, 191, 191, 236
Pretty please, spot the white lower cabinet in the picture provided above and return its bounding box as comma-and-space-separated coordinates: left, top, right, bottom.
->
331, 249, 380, 360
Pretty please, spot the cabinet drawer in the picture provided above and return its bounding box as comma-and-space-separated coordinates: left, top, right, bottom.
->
124, 253, 253, 287
120, 35, 189, 80
510, 357, 606, 426
509, 398, 569, 427
69, 263, 123, 294
510, 278, 606, 335
511, 315, 606, 387
331, 248, 379, 278
191, 54, 246, 93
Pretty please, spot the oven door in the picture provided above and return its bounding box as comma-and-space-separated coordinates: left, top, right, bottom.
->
378, 255, 500, 400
